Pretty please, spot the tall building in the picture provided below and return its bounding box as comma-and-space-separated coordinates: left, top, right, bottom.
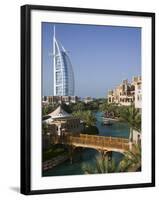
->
53, 26, 75, 96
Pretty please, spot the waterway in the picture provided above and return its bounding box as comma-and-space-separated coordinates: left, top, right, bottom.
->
43, 111, 130, 176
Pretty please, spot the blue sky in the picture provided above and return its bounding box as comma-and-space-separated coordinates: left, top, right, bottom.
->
42, 22, 141, 98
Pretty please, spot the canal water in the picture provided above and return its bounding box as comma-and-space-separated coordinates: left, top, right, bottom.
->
43, 112, 130, 176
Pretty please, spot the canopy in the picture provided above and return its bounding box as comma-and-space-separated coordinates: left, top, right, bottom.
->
48, 105, 71, 119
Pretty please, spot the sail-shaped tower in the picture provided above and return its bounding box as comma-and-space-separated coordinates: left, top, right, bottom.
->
53, 26, 75, 96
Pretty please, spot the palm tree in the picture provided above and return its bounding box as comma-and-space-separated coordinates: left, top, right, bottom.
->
119, 105, 141, 144
82, 155, 117, 174
119, 105, 141, 132
119, 144, 141, 172
99, 102, 120, 118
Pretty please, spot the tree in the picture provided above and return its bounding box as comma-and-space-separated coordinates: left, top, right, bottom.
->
85, 101, 99, 111
119, 105, 141, 145
82, 155, 117, 174
42, 122, 49, 134
73, 110, 96, 126
42, 104, 58, 116
82, 125, 99, 135
99, 100, 109, 112
99, 101, 120, 118
72, 102, 85, 112
61, 103, 72, 113
119, 144, 141, 172
119, 105, 141, 132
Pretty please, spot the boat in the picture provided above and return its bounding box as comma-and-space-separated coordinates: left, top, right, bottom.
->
102, 117, 113, 125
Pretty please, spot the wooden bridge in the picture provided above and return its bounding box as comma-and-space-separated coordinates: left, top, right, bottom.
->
53, 133, 130, 154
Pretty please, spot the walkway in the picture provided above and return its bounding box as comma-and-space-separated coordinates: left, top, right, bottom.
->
53, 134, 130, 154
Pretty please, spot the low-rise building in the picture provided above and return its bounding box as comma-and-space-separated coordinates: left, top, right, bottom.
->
83, 96, 93, 104
133, 76, 142, 110
42, 105, 82, 149
43, 105, 82, 134
42, 95, 79, 105
107, 76, 141, 108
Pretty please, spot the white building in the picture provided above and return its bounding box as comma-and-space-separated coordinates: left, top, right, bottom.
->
133, 77, 142, 109
43, 105, 82, 136
53, 26, 74, 96
83, 96, 93, 104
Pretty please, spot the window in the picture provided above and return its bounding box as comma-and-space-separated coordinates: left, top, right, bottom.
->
55, 56, 61, 70
56, 72, 62, 84
56, 86, 62, 95
137, 95, 140, 101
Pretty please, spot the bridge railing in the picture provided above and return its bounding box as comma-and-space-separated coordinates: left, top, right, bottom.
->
64, 134, 129, 151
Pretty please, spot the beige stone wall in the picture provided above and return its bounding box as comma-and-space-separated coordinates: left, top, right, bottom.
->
107, 76, 141, 107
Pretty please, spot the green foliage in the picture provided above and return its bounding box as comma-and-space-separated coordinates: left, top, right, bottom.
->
43, 145, 67, 161
85, 101, 99, 111
82, 125, 99, 135
99, 100, 108, 111
72, 102, 85, 112
42, 122, 49, 134
61, 103, 72, 113
82, 144, 141, 174
100, 102, 141, 132
82, 155, 117, 174
42, 104, 58, 116
119, 105, 141, 132
42, 99, 105, 117
119, 144, 141, 172
99, 101, 120, 117
68, 99, 104, 113
73, 110, 96, 126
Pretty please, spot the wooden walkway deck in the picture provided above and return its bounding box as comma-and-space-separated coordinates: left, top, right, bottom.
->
53, 134, 130, 153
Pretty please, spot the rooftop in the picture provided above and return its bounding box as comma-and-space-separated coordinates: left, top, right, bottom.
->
48, 105, 71, 119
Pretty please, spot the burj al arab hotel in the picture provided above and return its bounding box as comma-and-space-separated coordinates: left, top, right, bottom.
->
53, 26, 75, 96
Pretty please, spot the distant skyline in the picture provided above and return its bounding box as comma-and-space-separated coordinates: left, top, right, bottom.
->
42, 22, 141, 98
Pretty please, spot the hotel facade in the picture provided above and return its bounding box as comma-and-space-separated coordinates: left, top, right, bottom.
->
107, 76, 141, 109
53, 27, 75, 96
